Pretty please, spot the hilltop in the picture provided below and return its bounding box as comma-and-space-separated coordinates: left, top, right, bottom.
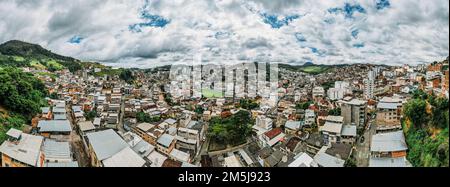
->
0, 40, 82, 72
0, 40, 77, 62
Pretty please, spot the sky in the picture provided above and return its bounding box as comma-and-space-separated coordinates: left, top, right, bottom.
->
0, 0, 448, 68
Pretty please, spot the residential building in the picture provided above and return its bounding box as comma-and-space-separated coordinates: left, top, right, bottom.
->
259, 128, 286, 147
85, 129, 145, 167
284, 120, 303, 134
340, 98, 367, 127
369, 131, 410, 167
376, 96, 404, 132
313, 146, 345, 167
156, 134, 176, 155
0, 129, 44, 167
304, 109, 315, 128
312, 86, 325, 99
319, 116, 344, 144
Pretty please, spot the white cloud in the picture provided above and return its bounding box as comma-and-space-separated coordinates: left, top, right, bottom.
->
0, 0, 448, 68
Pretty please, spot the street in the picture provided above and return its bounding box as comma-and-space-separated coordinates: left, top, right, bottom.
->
66, 104, 90, 167
354, 117, 376, 167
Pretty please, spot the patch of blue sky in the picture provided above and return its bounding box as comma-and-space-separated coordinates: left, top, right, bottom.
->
351, 29, 359, 39
376, 0, 390, 10
215, 31, 231, 40
261, 13, 300, 29
323, 18, 335, 24
309, 47, 326, 57
68, 35, 83, 44
353, 43, 365, 48
129, 0, 170, 32
295, 32, 307, 43
328, 3, 366, 19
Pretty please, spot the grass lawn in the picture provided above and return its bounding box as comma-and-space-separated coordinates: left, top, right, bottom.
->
37, 72, 57, 79
300, 66, 329, 74
202, 88, 224, 98
30, 60, 46, 70
93, 68, 123, 77
45, 59, 64, 70
13, 56, 25, 62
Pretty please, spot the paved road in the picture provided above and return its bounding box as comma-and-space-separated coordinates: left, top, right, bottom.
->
193, 135, 210, 165
117, 95, 126, 133
355, 117, 376, 167
66, 104, 90, 167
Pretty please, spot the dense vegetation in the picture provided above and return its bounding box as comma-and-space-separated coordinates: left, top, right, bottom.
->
295, 101, 313, 110
207, 110, 253, 146
136, 112, 161, 123
84, 110, 98, 121
403, 90, 449, 167
0, 40, 82, 72
119, 69, 135, 84
239, 99, 259, 110
328, 107, 341, 116
0, 67, 48, 143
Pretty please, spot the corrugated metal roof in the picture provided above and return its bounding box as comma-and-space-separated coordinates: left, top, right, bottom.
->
86, 129, 129, 161
285, 121, 302, 130
0, 133, 44, 166
341, 125, 357, 136
377, 102, 401, 109
53, 107, 66, 114
46, 161, 79, 167
370, 131, 408, 152
38, 120, 72, 132
170, 149, 190, 163
320, 122, 343, 134
369, 157, 411, 167
288, 152, 316, 167
6, 128, 22, 139
43, 140, 71, 160
41, 107, 50, 114
53, 114, 67, 120
102, 147, 146, 167
78, 121, 95, 132
313, 146, 345, 167
157, 134, 175, 147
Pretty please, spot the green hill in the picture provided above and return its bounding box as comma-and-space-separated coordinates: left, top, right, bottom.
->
0, 40, 82, 72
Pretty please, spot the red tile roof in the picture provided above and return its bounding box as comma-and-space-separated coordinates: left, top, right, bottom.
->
264, 128, 282, 139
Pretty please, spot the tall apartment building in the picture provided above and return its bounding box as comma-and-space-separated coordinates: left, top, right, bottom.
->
340, 99, 367, 127
364, 70, 376, 99
327, 81, 351, 100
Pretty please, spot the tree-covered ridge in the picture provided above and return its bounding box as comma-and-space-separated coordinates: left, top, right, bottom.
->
0, 40, 82, 72
403, 90, 449, 167
0, 40, 76, 62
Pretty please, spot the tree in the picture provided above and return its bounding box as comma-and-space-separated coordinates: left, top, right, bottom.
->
412, 89, 428, 100
119, 69, 135, 84
0, 67, 47, 119
194, 107, 204, 115
431, 97, 449, 129
296, 101, 312, 110
207, 110, 253, 146
239, 99, 259, 110
84, 110, 97, 121
328, 108, 341, 116
136, 112, 160, 123
403, 99, 428, 128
